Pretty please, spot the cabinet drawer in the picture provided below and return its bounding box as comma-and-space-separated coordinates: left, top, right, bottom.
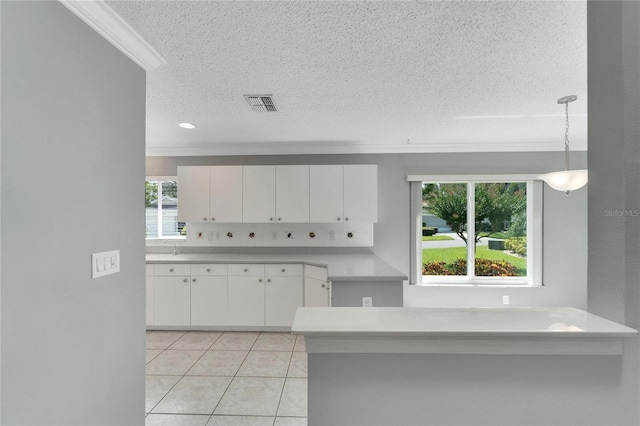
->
146, 264, 154, 276
305, 265, 328, 281
266, 264, 303, 277
153, 264, 190, 276
228, 264, 265, 276
191, 264, 228, 276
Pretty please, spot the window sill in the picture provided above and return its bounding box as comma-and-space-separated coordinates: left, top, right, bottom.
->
414, 282, 542, 288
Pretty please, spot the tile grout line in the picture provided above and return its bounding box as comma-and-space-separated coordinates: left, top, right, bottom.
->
147, 331, 221, 416
146, 331, 307, 423
273, 342, 296, 424
209, 331, 262, 419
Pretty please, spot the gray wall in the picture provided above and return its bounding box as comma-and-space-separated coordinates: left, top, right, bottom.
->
308, 352, 632, 426
147, 151, 588, 309
588, 0, 640, 423
1, 2, 146, 424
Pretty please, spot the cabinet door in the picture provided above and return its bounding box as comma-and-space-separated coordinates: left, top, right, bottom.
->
191, 276, 227, 326
343, 165, 377, 222
154, 276, 191, 326
243, 166, 276, 223
146, 275, 154, 326
227, 276, 265, 326
276, 165, 309, 223
310, 165, 343, 222
304, 277, 330, 307
210, 166, 243, 222
178, 166, 210, 223
266, 276, 303, 327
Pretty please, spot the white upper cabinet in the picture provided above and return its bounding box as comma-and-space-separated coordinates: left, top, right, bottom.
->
210, 166, 243, 222
310, 165, 377, 222
243, 166, 276, 223
310, 165, 344, 223
178, 164, 377, 223
276, 165, 310, 223
178, 166, 210, 223
344, 165, 378, 222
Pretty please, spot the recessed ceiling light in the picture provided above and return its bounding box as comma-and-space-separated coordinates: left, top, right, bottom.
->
178, 122, 196, 129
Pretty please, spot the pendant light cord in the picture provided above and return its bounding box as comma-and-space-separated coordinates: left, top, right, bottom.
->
564, 101, 570, 171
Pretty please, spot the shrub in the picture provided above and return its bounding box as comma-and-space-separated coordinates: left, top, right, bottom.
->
474, 258, 518, 276
423, 258, 518, 277
506, 211, 526, 237
505, 237, 527, 256
422, 261, 453, 275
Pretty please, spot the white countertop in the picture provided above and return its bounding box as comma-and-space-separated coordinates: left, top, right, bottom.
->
145, 253, 407, 281
292, 307, 637, 355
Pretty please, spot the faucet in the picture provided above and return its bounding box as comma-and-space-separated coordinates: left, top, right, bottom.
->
163, 240, 178, 256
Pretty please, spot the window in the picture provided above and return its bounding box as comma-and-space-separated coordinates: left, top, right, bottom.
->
409, 175, 542, 286
145, 179, 185, 239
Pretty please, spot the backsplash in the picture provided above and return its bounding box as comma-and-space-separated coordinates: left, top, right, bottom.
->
184, 223, 373, 247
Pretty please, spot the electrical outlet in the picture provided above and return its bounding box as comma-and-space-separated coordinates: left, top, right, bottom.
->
502, 295, 510, 305
362, 296, 373, 308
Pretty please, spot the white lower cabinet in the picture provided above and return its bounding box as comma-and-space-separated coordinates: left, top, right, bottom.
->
146, 264, 154, 326
154, 276, 191, 326
227, 275, 266, 326
146, 275, 154, 326
190, 264, 228, 326
147, 262, 326, 329
191, 276, 227, 326
304, 265, 330, 307
266, 276, 303, 326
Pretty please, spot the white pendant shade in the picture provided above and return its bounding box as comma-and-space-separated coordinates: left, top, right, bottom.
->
537, 169, 588, 193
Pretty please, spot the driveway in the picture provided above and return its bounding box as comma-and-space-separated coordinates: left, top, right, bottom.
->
422, 233, 502, 249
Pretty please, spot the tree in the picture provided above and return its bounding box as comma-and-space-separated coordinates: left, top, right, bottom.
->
425, 183, 526, 246
145, 181, 158, 207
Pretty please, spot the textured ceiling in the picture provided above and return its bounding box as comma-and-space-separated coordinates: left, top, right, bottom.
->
106, 1, 587, 155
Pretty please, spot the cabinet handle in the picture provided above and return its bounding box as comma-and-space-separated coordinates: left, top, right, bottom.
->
206, 268, 211, 272
270, 217, 274, 221
281, 268, 286, 272
345, 217, 349, 221
258, 278, 263, 283
278, 217, 282, 221
211, 217, 215, 221
321, 283, 326, 288
192, 278, 197, 282
183, 278, 188, 283
337, 217, 341, 221
267, 278, 271, 283
203, 218, 208, 221
169, 268, 174, 272
244, 268, 248, 272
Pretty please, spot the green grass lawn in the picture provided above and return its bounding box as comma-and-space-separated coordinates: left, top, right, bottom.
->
478, 232, 508, 239
423, 246, 526, 276
422, 235, 455, 241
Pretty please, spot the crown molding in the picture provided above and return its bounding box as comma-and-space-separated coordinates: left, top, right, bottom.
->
145, 141, 580, 157
59, 0, 166, 71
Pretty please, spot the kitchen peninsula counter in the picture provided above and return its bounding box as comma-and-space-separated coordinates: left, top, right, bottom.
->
292, 306, 638, 426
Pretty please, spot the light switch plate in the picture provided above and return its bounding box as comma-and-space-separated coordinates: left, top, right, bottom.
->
92, 250, 120, 279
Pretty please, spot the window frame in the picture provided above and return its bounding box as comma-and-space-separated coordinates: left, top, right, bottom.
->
408, 174, 542, 287
145, 176, 186, 240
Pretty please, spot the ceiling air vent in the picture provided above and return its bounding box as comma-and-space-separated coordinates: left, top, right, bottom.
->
244, 95, 278, 112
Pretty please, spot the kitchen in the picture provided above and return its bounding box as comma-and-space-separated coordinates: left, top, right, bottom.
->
1, 1, 639, 426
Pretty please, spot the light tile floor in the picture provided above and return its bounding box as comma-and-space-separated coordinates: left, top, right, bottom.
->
146, 331, 307, 426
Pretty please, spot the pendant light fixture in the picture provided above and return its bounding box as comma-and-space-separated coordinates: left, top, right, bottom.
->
538, 95, 588, 194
